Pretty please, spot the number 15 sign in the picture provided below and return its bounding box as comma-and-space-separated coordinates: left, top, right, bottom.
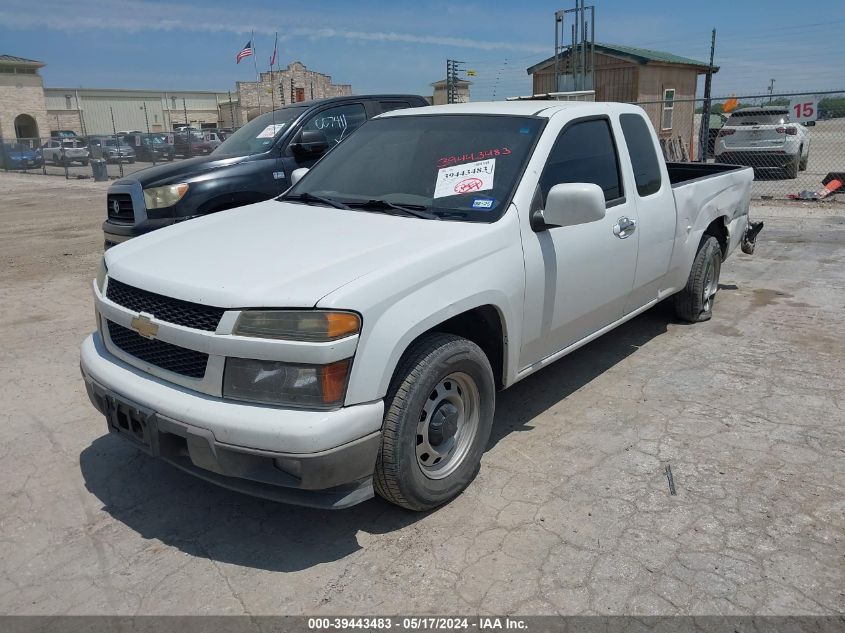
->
789, 97, 818, 124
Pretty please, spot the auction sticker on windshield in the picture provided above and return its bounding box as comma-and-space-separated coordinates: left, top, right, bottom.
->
434, 158, 495, 199
256, 123, 287, 138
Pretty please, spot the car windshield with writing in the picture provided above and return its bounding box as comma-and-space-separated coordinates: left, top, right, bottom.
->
283, 114, 544, 222
212, 107, 309, 157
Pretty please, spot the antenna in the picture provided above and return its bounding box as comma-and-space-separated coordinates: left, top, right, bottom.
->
554, 1, 595, 93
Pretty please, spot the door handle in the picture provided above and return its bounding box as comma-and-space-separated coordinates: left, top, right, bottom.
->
613, 216, 637, 239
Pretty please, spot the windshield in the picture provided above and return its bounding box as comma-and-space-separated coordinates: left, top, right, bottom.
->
284, 114, 544, 222
212, 106, 308, 156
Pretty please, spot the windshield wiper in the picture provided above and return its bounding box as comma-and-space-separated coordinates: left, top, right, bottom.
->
280, 192, 350, 210
346, 199, 440, 220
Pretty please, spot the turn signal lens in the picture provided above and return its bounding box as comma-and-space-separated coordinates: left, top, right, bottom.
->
96, 258, 108, 293
233, 310, 361, 342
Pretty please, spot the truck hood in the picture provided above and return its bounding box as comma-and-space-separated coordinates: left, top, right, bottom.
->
104, 199, 495, 309
120, 153, 246, 187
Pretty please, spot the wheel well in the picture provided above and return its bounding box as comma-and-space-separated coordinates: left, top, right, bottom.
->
198, 193, 266, 215
417, 305, 505, 389
704, 217, 728, 258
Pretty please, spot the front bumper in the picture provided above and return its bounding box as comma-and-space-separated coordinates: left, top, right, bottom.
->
80, 333, 384, 508
103, 217, 175, 248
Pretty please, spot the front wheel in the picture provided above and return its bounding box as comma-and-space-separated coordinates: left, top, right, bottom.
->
674, 235, 722, 323
375, 333, 495, 511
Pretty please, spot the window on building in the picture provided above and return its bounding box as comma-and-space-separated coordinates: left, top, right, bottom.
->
661, 88, 675, 130
539, 118, 623, 204
65, 95, 72, 110
620, 113, 662, 197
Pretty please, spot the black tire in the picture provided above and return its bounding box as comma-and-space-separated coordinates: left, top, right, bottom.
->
785, 153, 800, 179
374, 333, 495, 511
674, 235, 722, 323
799, 148, 808, 171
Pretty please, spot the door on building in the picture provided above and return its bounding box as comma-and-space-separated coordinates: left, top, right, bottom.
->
295, 87, 305, 102
14, 114, 39, 141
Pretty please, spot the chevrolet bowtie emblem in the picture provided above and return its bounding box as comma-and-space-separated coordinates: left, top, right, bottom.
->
130, 314, 158, 339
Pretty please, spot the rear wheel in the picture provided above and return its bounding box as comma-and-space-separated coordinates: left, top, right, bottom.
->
674, 235, 722, 323
799, 146, 808, 171
374, 333, 495, 511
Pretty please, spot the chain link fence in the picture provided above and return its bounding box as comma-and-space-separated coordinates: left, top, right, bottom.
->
633, 90, 845, 201
0, 130, 225, 181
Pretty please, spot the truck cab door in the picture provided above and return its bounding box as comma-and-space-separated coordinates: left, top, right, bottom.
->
617, 112, 676, 313
519, 116, 640, 369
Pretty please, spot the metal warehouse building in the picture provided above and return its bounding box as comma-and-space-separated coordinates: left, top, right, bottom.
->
44, 88, 229, 136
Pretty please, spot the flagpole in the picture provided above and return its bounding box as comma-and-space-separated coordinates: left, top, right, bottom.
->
251, 29, 261, 115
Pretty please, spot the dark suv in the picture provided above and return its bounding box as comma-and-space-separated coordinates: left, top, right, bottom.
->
102, 94, 428, 248
122, 133, 175, 162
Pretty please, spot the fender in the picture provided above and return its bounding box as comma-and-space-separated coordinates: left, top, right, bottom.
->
663, 167, 752, 292
318, 215, 526, 406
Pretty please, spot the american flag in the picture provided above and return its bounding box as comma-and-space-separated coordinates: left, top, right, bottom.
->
236, 40, 253, 64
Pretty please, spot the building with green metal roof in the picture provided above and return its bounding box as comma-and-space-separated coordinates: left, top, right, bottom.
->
527, 43, 719, 153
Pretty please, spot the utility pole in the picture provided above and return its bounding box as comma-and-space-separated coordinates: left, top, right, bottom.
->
183, 98, 191, 158
446, 59, 465, 104
698, 28, 716, 161
142, 102, 155, 165
768, 79, 775, 103
227, 90, 236, 129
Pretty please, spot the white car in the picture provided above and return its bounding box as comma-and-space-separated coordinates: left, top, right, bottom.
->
714, 106, 810, 178
81, 101, 759, 510
41, 138, 89, 166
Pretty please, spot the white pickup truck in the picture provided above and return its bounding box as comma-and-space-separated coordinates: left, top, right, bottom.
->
80, 101, 761, 510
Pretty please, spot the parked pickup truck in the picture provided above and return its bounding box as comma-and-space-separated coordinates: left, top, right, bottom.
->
80, 101, 762, 510
101, 94, 429, 248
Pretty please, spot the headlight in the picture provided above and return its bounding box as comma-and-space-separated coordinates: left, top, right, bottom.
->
223, 358, 351, 408
233, 310, 360, 342
143, 183, 189, 209
96, 258, 107, 293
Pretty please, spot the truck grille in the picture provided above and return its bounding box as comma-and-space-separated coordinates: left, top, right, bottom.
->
107, 193, 135, 223
106, 278, 225, 331
107, 321, 208, 378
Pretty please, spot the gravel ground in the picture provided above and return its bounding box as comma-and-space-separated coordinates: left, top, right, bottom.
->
0, 173, 842, 616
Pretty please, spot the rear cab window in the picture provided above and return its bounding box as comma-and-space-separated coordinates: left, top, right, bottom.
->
378, 101, 412, 114
619, 113, 662, 197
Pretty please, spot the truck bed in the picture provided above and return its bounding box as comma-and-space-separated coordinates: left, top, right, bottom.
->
666, 161, 747, 187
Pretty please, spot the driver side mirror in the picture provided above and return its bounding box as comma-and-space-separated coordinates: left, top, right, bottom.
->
290, 167, 309, 185
538, 183, 606, 230
290, 129, 329, 157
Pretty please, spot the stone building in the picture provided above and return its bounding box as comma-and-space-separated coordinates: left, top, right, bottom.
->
431, 78, 471, 105
0, 55, 50, 142
220, 61, 352, 126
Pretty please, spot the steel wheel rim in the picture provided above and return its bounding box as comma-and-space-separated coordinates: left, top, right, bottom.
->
702, 254, 720, 312
415, 372, 480, 479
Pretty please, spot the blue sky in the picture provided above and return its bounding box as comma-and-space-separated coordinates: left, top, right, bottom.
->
1, 0, 843, 100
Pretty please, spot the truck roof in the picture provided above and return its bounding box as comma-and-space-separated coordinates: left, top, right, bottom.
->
379, 100, 620, 119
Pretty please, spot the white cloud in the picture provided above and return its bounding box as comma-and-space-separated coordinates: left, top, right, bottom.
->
0, 0, 548, 53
